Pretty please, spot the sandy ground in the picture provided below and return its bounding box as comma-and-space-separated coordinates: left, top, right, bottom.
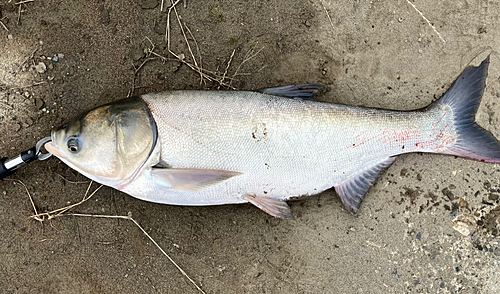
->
1, 0, 500, 293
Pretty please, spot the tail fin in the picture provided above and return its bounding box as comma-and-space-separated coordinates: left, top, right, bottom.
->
435, 55, 500, 163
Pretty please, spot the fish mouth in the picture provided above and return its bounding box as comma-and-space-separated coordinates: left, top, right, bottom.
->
44, 130, 61, 157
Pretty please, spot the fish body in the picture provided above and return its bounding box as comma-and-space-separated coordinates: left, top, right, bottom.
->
46, 57, 500, 218
128, 92, 450, 204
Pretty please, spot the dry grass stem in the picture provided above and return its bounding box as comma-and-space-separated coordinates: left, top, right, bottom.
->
166, 0, 182, 52
0, 20, 9, 31
17, 48, 38, 72
9, 81, 46, 90
218, 49, 235, 89
19, 177, 205, 293
55, 173, 90, 185
128, 37, 158, 97
17, 3, 21, 24
30, 181, 103, 220
182, 21, 204, 84
14, 0, 34, 4
170, 3, 203, 83
405, 0, 446, 43
4, 179, 39, 220
134, 57, 157, 75
164, 0, 235, 88
52, 211, 207, 294
319, 0, 335, 32
230, 45, 264, 87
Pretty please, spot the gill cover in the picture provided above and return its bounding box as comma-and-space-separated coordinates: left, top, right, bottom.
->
49, 97, 157, 186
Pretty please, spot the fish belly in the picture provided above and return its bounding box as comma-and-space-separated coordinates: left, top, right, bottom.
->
123, 91, 455, 206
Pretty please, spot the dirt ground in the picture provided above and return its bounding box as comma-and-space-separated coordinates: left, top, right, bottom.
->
1, 0, 500, 293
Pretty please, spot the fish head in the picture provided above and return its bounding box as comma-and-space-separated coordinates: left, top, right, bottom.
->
45, 97, 157, 188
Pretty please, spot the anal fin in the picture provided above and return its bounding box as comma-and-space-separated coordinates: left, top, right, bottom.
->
335, 157, 396, 214
242, 195, 294, 219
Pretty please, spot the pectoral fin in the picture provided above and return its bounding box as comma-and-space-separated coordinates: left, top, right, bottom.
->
242, 195, 294, 219
150, 168, 241, 191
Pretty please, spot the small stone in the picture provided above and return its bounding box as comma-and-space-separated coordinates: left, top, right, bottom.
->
459, 197, 469, 212
7, 34, 13, 40
58, 53, 64, 58
48, 64, 54, 70
39, 40, 44, 46
442, 187, 455, 201
35, 62, 47, 74
489, 193, 499, 201
452, 214, 477, 236
35, 97, 44, 109
52, 54, 59, 62
24, 91, 30, 98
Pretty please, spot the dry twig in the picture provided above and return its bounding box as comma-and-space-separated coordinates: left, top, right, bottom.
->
319, 0, 335, 32
405, 0, 446, 43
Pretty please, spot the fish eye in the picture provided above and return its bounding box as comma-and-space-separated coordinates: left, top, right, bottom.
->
67, 138, 80, 153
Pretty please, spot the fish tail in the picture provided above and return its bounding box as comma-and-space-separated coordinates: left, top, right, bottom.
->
434, 55, 500, 163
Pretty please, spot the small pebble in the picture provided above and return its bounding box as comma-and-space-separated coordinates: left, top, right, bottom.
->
52, 54, 59, 62
8, 34, 13, 40
35, 62, 47, 74
39, 40, 44, 46
35, 97, 44, 109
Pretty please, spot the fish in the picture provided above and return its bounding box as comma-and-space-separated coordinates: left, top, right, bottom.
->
45, 56, 500, 219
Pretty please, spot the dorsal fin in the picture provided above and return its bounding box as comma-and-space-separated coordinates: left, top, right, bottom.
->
255, 84, 325, 100
335, 157, 397, 214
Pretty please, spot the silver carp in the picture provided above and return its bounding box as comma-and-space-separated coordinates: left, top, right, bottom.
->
45, 56, 500, 219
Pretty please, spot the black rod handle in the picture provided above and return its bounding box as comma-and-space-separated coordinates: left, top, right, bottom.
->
0, 147, 37, 180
